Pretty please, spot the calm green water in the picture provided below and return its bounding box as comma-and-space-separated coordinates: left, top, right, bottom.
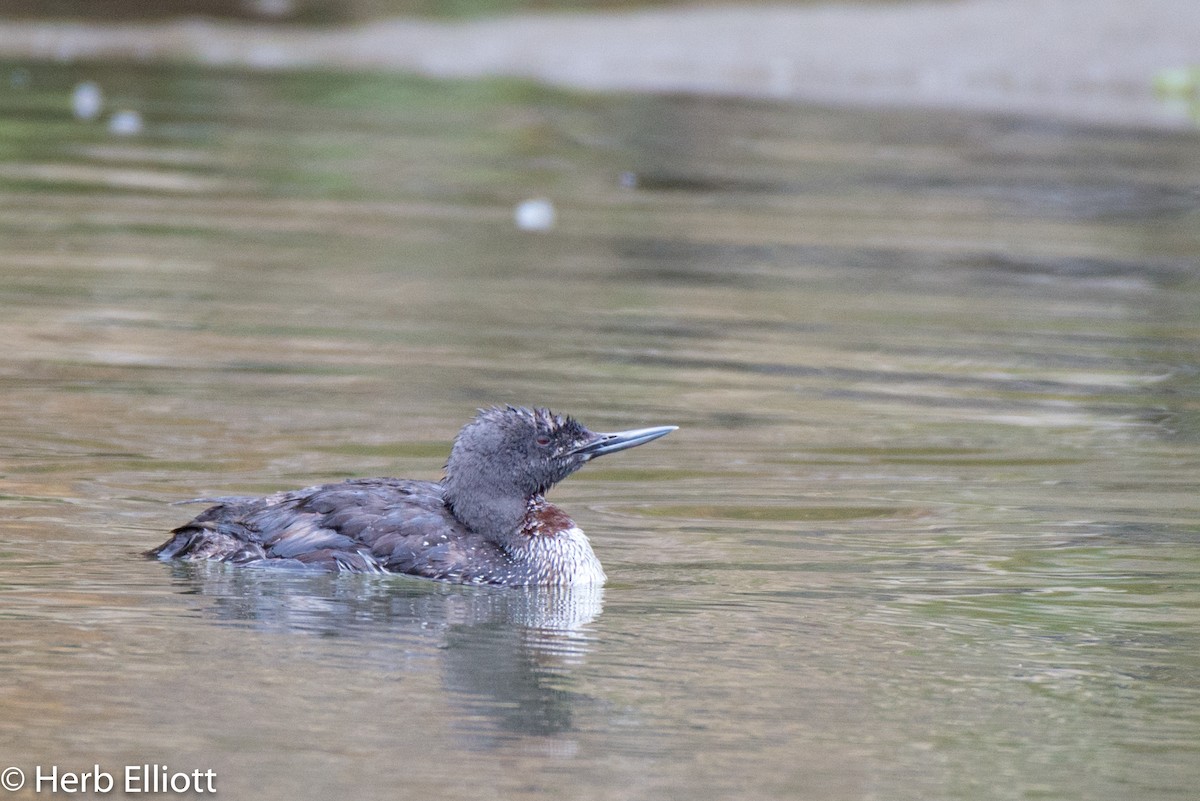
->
2, 62, 1199, 801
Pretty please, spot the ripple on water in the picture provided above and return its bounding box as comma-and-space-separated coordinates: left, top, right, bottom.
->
1, 61, 1198, 801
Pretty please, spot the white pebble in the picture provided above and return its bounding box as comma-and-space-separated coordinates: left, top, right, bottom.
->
72, 81, 103, 120
108, 109, 143, 136
514, 198, 556, 232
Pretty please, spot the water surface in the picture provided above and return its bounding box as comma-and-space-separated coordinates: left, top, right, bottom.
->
1, 63, 1199, 800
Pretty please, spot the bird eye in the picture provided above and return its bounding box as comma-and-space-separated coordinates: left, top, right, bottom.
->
535, 434, 551, 447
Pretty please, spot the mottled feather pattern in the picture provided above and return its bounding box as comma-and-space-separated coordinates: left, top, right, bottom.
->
154, 479, 601, 585
151, 406, 674, 585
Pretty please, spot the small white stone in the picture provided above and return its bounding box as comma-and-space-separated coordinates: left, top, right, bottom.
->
108, 109, 143, 136
72, 81, 103, 120
514, 197, 556, 232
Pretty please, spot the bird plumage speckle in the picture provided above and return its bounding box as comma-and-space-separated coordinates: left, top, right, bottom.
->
150, 407, 676, 586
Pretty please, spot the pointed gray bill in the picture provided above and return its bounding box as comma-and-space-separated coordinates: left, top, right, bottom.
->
572, 425, 678, 460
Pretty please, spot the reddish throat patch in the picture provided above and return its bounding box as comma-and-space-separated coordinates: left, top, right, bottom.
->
520, 497, 577, 537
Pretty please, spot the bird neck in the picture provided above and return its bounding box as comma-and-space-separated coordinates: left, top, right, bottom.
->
443, 485, 607, 585
442, 471, 531, 544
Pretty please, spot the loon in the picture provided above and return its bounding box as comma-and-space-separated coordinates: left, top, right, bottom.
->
150, 406, 676, 586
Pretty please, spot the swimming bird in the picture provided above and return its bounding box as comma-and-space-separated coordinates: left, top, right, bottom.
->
150, 406, 676, 586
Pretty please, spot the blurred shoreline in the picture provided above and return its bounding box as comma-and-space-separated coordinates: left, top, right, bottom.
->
2, 0, 1198, 130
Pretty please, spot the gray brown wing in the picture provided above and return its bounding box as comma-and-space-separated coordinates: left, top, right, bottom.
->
150, 478, 497, 577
